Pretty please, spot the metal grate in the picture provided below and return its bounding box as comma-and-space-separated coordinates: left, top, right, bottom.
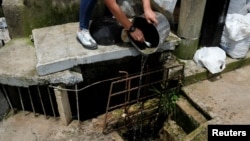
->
0, 85, 59, 118
0, 61, 184, 131
103, 63, 184, 134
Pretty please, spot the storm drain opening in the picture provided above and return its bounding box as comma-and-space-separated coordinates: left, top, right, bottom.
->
0, 84, 59, 119
102, 63, 184, 140
0, 53, 185, 141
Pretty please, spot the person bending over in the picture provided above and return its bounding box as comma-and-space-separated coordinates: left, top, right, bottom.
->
77, 0, 158, 50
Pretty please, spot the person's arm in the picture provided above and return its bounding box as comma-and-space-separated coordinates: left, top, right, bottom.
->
142, 0, 158, 25
103, 0, 132, 30
104, 0, 145, 42
103, 0, 158, 42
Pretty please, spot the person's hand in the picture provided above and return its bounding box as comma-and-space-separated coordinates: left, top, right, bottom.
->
129, 28, 145, 42
144, 10, 158, 25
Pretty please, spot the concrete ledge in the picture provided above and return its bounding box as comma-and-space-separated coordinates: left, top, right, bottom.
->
0, 38, 83, 87
180, 50, 250, 85
32, 23, 139, 76
32, 22, 178, 76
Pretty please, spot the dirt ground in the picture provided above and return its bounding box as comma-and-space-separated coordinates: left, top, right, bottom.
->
0, 111, 123, 141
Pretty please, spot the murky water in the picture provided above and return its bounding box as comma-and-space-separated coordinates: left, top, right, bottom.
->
125, 54, 162, 141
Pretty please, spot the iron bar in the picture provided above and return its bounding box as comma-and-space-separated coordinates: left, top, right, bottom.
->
47, 87, 56, 118
1, 84, 13, 109
28, 87, 36, 117
75, 84, 80, 122
103, 63, 185, 134
104, 79, 114, 129
37, 86, 47, 118
110, 80, 162, 97
108, 93, 157, 111
104, 68, 163, 132
47, 67, 168, 93
118, 71, 130, 114
110, 69, 163, 84
17, 87, 25, 112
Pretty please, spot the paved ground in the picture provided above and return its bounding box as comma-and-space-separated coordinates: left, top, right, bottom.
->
183, 64, 250, 125
1, 63, 250, 141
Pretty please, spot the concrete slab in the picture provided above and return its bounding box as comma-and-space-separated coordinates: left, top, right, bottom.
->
182, 64, 250, 124
32, 22, 177, 76
32, 22, 138, 76
0, 38, 83, 87
180, 50, 250, 85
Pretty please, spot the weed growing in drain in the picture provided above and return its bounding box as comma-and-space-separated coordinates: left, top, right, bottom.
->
150, 83, 180, 120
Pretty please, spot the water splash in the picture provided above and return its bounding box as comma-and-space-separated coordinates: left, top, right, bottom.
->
133, 54, 149, 140
137, 54, 148, 100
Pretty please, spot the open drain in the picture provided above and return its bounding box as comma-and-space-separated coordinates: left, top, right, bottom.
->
102, 57, 185, 141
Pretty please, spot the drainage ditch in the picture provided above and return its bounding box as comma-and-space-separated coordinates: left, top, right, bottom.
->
0, 53, 210, 140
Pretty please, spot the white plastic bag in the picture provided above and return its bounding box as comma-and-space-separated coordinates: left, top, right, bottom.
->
220, 13, 250, 59
224, 14, 250, 41
221, 30, 250, 59
193, 47, 226, 74
227, 0, 247, 14
0, 17, 10, 43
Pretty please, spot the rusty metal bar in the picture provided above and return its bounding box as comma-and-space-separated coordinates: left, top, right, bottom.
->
28, 87, 36, 117
103, 63, 185, 134
103, 68, 164, 133
1, 85, 13, 109
17, 87, 25, 112
104, 78, 115, 129
111, 69, 163, 84
119, 71, 131, 114
108, 93, 157, 111
110, 80, 162, 97
37, 86, 47, 118
75, 84, 80, 122
47, 87, 56, 118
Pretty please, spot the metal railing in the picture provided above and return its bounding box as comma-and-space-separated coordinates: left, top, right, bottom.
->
103, 63, 184, 134
0, 62, 184, 133
0, 85, 58, 118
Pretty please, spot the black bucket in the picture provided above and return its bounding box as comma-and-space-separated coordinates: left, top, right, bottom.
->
128, 12, 170, 55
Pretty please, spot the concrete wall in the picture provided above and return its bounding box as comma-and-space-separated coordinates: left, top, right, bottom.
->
1, 0, 105, 38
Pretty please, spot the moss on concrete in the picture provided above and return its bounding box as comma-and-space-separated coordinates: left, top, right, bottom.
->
223, 58, 250, 73
2, 0, 80, 38
2, 0, 106, 38
183, 57, 250, 86
174, 39, 199, 60
182, 123, 208, 141
184, 72, 207, 86
21, 0, 79, 37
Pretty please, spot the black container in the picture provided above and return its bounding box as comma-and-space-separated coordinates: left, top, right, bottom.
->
128, 12, 170, 55
199, 0, 230, 47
